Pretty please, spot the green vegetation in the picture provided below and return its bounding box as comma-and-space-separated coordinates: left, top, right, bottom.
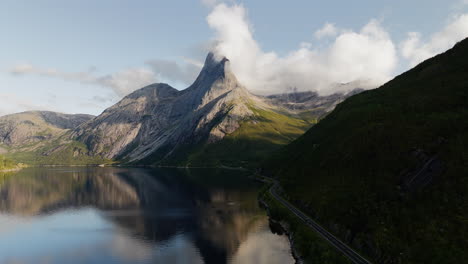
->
6, 138, 111, 165
258, 185, 350, 264
0, 111, 104, 166
265, 39, 468, 263
0, 155, 18, 171
184, 106, 315, 167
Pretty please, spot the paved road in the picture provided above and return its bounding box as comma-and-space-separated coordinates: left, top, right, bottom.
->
258, 176, 372, 264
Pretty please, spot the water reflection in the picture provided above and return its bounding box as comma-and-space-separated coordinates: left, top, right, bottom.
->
0, 167, 293, 264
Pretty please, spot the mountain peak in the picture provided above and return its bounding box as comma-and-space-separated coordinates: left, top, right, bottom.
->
204, 52, 229, 67
200, 52, 230, 77
183, 52, 240, 98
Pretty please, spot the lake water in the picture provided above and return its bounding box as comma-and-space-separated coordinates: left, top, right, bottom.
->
0, 167, 293, 264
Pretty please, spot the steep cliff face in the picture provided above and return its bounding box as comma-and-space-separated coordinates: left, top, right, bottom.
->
73, 53, 275, 163
2, 53, 362, 166
73, 83, 179, 159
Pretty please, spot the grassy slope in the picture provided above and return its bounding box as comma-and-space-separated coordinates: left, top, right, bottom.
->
5, 136, 110, 165
184, 106, 315, 167
265, 39, 468, 263
0, 112, 108, 165
5, 106, 313, 167
0, 155, 18, 170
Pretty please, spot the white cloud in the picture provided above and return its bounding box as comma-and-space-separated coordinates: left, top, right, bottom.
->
314, 23, 338, 39
231, 230, 293, 264
401, 13, 468, 66
145, 59, 200, 85
182, 57, 204, 68
9, 64, 157, 97
8, 3, 468, 107
207, 4, 397, 95
96, 68, 157, 96
8, 57, 205, 98
10, 64, 98, 83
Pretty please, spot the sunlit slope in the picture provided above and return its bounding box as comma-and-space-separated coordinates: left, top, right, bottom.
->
0, 111, 101, 165
184, 106, 313, 167
0, 155, 17, 170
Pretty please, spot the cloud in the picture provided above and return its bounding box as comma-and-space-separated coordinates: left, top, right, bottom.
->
401, 13, 468, 66
8, 3, 468, 104
145, 59, 200, 85
207, 4, 397, 95
8, 58, 205, 98
96, 68, 157, 96
231, 230, 293, 264
314, 23, 338, 39
9, 64, 157, 97
10, 64, 98, 83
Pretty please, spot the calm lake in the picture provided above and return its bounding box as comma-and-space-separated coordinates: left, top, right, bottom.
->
0, 167, 293, 264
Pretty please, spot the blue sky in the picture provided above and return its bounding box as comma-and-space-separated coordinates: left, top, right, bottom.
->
1, 0, 468, 115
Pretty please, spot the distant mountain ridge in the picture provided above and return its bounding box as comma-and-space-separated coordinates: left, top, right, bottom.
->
0, 111, 93, 147
2, 53, 362, 166
70, 53, 362, 165
267, 89, 363, 117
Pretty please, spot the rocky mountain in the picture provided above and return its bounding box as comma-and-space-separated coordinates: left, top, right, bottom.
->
73, 54, 255, 162
71, 53, 362, 166
267, 89, 363, 118
265, 38, 468, 263
0, 111, 93, 150
2, 53, 362, 166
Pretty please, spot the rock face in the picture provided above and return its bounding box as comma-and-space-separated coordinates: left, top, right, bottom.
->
1, 53, 363, 165
0, 111, 94, 147
72, 53, 364, 164
267, 89, 363, 117
73, 53, 272, 163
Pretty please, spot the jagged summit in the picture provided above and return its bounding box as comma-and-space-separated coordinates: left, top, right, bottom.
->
184, 52, 237, 94
67, 50, 356, 163
122, 52, 239, 109
1, 49, 361, 166
72, 51, 253, 161
13, 50, 357, 165
203, 52, 229, 71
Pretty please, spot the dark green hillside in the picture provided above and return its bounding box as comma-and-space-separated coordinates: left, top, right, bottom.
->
265, 38, 468, 263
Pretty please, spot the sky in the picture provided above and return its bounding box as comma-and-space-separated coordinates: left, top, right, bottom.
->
1, 0, 468, 116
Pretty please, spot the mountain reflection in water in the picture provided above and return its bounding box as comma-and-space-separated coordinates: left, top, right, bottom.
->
0, 167, 293, 264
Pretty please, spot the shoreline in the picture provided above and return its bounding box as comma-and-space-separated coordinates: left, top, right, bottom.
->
259, 195, 304, 264
13, 163, 250, 171
0, 166, 23, 173
254, 174, 355, 264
